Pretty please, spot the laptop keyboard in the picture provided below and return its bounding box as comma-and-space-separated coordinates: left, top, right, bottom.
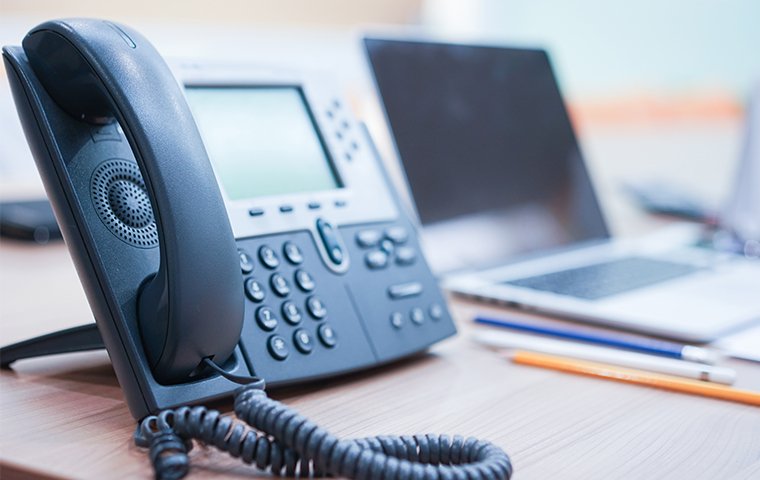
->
503, 257, 703, 300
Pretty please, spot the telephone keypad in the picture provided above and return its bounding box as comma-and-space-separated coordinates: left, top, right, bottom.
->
237, 222, 454, 376
241, 234, 353, 365
259, 245, 280, 269
294, 270, 315, 292
282, 301, 302, 325
244, 278, 265, 303
283, 242, 304, 265
306, 296, 327, 320
270, 273, 290, 297
255, 306, 278, 331
317, 324, 337, 348
267, 335, 289, 361
293, 329, 314, 354
238, 249, 255, 274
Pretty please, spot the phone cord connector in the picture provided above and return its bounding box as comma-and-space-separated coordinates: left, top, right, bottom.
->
135, 380, 512, 480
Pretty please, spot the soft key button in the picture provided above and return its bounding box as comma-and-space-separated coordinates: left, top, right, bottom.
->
390, 312, 404, 329
410, 308, 425, 325
429, 304, 444, 321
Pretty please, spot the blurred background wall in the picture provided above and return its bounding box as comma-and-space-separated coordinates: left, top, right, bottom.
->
1, 0, 758, 233
4, 0, 756, 104
425, 0, 759, 99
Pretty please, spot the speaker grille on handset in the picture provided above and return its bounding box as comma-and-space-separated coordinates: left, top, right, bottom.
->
91, 159, 158, 248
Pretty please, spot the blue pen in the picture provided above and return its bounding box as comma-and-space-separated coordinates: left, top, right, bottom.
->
474, 316, 718, 364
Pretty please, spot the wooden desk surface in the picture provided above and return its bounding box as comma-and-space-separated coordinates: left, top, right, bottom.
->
1, 241, 759, 479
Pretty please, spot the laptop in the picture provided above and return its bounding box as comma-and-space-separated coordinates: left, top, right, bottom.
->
364, 37, 760, 342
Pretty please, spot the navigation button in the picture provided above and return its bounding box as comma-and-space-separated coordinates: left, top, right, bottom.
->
356, 229, 382, 248
365, 250, 388, 269
380, 239, 394, 255
385, 226, 409, 244
395, 247, 417, 266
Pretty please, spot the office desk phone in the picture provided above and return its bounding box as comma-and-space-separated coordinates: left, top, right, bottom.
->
1, 18, 511, 479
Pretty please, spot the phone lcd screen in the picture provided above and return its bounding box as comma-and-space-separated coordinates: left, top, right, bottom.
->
185, 86, 342, 200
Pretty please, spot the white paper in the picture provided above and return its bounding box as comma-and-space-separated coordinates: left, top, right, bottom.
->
721, 81, 760, 243
713, 323, 760, 362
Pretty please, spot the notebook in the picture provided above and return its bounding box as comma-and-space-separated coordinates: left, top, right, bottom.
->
365, 38, 760, 341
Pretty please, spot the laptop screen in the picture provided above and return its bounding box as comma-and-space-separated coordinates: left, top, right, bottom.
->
365, 38, 609, 271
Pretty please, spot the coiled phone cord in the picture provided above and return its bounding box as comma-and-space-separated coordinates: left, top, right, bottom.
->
135, 374, 512, 480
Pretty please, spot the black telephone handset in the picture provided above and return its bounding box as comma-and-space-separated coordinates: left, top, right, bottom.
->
21, 19, 243, 383
3, 19, 511, 479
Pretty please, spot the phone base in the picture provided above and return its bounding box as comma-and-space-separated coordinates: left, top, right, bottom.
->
0, 323, 104, 368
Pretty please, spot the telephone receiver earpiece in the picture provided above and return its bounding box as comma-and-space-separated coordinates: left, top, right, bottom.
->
22, 19, 244, 383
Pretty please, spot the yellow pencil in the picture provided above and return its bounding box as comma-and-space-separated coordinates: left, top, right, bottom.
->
512, 350, 760, 407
